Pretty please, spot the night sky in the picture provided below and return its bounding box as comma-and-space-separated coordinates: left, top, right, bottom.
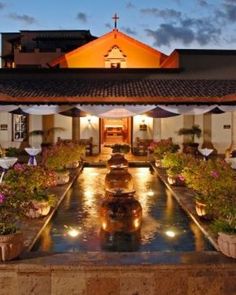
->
0, 0, 236, 54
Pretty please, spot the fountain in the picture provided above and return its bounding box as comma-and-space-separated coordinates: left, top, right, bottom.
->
107, 153, 128, 168
100, 189, 142, 233
105, 165, 133, 191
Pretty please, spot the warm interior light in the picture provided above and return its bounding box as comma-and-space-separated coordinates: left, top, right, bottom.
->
147, 191, 154, 197
133, 218, 140, 229
165, 230, 176, 238
84, 190, 93, 198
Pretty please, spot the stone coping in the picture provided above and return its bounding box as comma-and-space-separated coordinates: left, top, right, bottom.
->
0, 251, 235, 269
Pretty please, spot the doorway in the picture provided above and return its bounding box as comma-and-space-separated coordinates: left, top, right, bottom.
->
100, 118, 131, 145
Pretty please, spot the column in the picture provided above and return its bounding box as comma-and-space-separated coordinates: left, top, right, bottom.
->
42, 115, 54, 143
183, 115, 194, 143
72, 117, 80, 141
152, 118, 161, 141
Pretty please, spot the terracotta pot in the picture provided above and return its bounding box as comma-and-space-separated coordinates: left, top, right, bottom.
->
55, 170, 70, 185
24, 200, 51, 219
107, 153, 128, 168
155, 159, 163, 168
218, 232, 236, 258
195, 200, 207, 217
65, 161, 80, 169
0, 232, 23, 262
167, 175, 185, 186
105, 166, 133, 191
100, 190, 142, 234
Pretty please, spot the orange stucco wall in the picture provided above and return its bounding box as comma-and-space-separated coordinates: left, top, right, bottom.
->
55, 30, 166, 68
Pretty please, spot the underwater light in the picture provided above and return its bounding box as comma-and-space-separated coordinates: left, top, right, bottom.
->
165, 230, 176, 238
68, 228, 80, 238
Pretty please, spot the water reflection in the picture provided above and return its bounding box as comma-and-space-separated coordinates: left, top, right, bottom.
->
32, 167, 214, 253
100, 229, 141, 252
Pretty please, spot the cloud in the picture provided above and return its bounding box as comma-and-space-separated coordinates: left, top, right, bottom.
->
145, 15, 221, 47
0, 2, 5, 9
145, 24, 194, 47
140, 8, 181, 19
197, 0, 208, 6
76, 12, 87, 23
126, 2, 135, 9
223, 2, 236, 21
121, 26, 137, 35
8, 13, 36, 24
105, 23, 112, 29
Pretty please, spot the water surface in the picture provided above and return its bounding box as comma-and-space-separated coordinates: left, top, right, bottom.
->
33, 167, 214, 252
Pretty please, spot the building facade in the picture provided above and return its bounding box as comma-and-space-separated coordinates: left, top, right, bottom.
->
1, 30, 96, 68
1, 28, 236, 155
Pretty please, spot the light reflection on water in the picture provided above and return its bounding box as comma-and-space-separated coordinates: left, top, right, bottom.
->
32, 167, 214, 252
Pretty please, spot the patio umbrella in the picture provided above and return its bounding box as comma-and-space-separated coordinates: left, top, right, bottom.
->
59, 107, 88, 117
144, 106, 179, 118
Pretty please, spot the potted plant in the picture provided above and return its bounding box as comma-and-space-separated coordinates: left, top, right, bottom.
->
210, 185, 236, 258
150, 138, 179, 167
42, 143, 74, 185
4, 164, 57, 218
111, 144, 130, 154
23, 190, 56, 219
64, 142, 85, 169
162, 153, 193, 186
183, 159, 235, 219
29, 127, 65, 148
178, 124, 202, 155
0, 184, 23, 261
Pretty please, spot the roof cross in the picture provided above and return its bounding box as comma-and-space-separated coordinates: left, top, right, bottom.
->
112, 13, 119, 29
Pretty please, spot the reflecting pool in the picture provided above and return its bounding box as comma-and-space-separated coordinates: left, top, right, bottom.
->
32, 167, 214, 252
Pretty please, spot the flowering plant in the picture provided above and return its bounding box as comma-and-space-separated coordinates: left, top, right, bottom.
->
162, 152, 194, 177
150, 138, 179, 160
182, 159, 236, 215
4, 164, 56, 193
42, 142, 85, 171
0, 184, 19, 235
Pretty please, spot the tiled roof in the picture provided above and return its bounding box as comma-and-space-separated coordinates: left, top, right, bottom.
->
0, 78, 236, 104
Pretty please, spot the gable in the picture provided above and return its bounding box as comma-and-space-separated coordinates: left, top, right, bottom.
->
50, 29, 169, 68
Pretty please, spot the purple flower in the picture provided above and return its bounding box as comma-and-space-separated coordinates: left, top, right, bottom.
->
0, 193, 5, 203
210, 170, 219, 178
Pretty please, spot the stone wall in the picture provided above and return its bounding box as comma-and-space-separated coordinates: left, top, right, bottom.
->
0, 252, 235, 295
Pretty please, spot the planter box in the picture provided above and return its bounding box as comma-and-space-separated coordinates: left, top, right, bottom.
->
24, 200, 51, 219
218, 232, 236, 259
0, 232, 23, 262
55, 171, 70, 185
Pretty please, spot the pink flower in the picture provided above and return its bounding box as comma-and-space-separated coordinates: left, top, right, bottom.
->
210, 170, 219, 178
14, 163, 25, 171
178, 175, 185, 181
0, 193, 5, 203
